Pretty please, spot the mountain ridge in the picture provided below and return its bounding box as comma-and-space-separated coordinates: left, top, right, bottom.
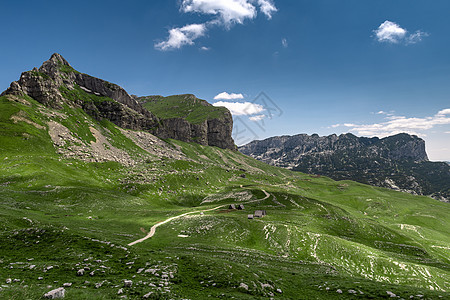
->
2, 53, 236, 150
239, 132, 450, 201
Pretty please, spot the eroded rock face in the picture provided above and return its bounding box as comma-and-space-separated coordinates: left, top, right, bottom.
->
240, 133, 450, 201
2, 53, 236, 150
155, 112, 235, 150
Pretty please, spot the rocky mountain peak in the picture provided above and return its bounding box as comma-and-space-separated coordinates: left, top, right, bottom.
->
49, 53, 71, 66
2, 53, 236, 150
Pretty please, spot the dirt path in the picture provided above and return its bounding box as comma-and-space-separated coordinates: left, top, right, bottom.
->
128, 189, 270, 246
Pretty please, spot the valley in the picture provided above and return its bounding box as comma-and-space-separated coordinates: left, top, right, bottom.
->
0, 54, 449, 299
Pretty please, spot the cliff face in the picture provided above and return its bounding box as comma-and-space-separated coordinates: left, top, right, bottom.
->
239, 133, 450, 201
2, 53, 236, 150
138, 94, 236, 150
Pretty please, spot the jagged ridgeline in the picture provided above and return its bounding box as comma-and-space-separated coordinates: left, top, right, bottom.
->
0, 54, 449, 299
239, 133, 450, 202
1, 53, 236, 150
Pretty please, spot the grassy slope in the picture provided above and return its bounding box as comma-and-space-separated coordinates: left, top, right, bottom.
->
0, 94, 449, 299
139, 94, 228, 124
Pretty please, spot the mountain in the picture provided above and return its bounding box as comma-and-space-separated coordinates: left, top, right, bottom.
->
239, 133, 450, 202
1, 53, 235, 150
0, 54, 449, 299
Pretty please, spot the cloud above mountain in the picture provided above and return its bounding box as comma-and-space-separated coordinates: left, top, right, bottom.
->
213, 100, 265, 116
332, 108, 450, 137
214, 92, 244, 100
156, 0, 277, 51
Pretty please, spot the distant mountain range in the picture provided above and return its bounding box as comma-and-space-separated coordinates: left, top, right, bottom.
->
239, 133, 450, 202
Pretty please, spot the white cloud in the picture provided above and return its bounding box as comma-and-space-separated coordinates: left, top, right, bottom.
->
155, 24, 207, 51
181, 0, 256, 26
374, 21, 406, 43
214, 92, 244, 100
445, 131, 450, 134
200, 46, 211, 51
281, 38, 288, 48
334, 108, 450, 138
213, 101, 265, 115
374, 20, 428, 45
257, 0, 277, 19
156, 0, 277, 51
437, 108, 450, 116
249, 114, 266, 121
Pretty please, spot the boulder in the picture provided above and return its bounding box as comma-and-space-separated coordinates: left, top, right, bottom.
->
43, 287, 65, 299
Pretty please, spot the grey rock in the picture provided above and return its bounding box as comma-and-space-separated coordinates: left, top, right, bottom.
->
77, 269, 84, 276
124, 280, 132, 288
43, 287, 65, 299
143, 292, 153, 298
239, 282, 249, 290
117, 288, 123, 295
386, 291, 397, 297
63, 283, 72, 287
336, 289, 343, 294
5, 278, 11, 284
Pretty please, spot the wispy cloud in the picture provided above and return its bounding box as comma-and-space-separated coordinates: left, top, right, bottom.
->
155, 24, 207, 51
156, 0, 277, 51
214, 92, 244, 100
331, 108, 450, 137
249, 114, 266, 122
200, 46, 211, 51
213, 101, 265, 115
374, 20, 428, 45
257, 0, 277, 19
281, 38, 288, 48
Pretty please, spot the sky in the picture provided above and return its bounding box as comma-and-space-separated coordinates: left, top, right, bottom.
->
1, 0, 450, 161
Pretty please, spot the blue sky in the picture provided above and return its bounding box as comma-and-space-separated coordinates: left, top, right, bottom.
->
1, 0, 450, 160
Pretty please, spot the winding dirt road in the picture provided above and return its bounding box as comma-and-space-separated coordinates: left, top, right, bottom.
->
128, 189, 270, 246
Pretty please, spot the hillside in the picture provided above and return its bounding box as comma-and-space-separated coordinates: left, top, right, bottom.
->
239, 133, 450, 202
0, 55, 449, 299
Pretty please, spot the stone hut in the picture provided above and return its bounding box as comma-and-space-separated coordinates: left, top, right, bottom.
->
254, 210, 267, 218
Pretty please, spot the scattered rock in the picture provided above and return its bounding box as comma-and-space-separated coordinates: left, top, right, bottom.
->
336, 289, 343, 294
77, 269, 84, 276
124, 280, 132, 288
143, 292, 153, 299
117, 288, 123, 295
387, 291, 396, 297
348, 289, 357, 294
239, 283, 249, 291
43, 287, 65, 299
6, 278, 12, 284
63, 283, 72, 287
276, 288, 282, 294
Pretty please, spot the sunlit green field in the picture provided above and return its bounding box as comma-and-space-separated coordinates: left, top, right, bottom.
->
1, 94, 449, 299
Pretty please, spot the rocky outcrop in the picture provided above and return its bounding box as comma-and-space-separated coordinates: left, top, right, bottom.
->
2, 53, 161, 132
155, 111, 235, 150
239, 133, 450, 201
2, 53, 236, 150
138, 94, 236, 150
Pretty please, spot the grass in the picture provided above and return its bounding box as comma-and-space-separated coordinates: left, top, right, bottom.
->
0, 94, 449, 299
139, 94, 229, 124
